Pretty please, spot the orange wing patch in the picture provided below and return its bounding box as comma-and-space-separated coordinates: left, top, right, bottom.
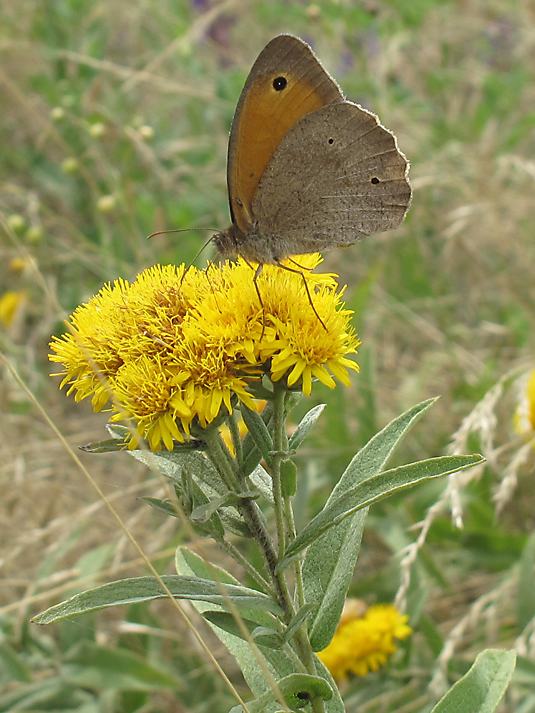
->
230, 72, 327, 234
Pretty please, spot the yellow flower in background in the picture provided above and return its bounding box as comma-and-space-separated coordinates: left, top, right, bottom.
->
318, 600, 412, 680
0, 290, 26, 327
515, 368, 535, 436
49, 256, 359, 451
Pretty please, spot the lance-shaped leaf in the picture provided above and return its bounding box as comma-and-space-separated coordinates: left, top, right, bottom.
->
134, 449, 248, 535
241, 404, 273, 465
281, 603, 318, 646
176, 547, 297, 711
32, 575, 283, 624
288, 404, 326, 450
190, 490, 260, 523
430, 649, 516, 713
249, 464, 274, 504
280, 454, 484, 568
303, 398, 436, 651
202, 611, 283, 649
228, 673, 332, 713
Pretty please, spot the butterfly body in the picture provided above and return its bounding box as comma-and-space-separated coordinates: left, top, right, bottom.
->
213, 34, 411, 265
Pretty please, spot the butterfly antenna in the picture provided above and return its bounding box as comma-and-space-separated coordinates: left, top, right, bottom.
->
147, 227, 217, 288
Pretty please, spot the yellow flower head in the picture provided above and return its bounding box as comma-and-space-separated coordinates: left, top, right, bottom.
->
514, 368, 535, 436
317, 600, 412, 680
49, 256, 359, 450
0, 290, 27, 328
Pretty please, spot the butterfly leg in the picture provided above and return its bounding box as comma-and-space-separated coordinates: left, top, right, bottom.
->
274, 260, 327, 331
251, 263, 268, 339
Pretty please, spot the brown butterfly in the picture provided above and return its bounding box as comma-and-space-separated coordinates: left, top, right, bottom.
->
213, 34, 411, 266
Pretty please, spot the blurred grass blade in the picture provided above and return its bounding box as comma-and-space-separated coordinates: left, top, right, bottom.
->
303, 398, 437, 651
281, 454, 485, 568
63, 640, 181, 689
32, 575, 283, 624
430, 649, 516, 713
517, 531, 535, 630
0, 640, 32, 683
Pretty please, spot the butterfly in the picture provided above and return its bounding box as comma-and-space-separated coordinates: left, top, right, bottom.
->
213, 34, 411, 267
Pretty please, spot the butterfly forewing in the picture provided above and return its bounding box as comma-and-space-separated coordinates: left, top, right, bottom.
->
227, 35, 344, 235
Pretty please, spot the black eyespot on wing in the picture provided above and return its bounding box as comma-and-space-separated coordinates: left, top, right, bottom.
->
371, 177, 380, 184
328, 138, 334, 145
273, 76, 287, 91
296, 691, 310, 701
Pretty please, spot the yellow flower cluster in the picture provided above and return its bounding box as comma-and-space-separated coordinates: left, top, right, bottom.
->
49, 255, 359, 451
0, 290, 26, 327
318, 601, 412, 680
515, 368, 535, 436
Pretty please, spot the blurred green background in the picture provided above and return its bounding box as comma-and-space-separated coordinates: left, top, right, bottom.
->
1, 0, 535, 711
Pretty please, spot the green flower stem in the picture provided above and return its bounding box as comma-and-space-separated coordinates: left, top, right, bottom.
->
271, 384, 288, 557
203, 425, 291, 615
271, 384, 326, 713
206, 401, 325, 713
202, 424, 241, 493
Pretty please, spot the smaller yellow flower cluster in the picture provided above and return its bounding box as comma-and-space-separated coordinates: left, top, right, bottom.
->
49, 255, 359, 451
0, 290, 26, 327
318, 600, 412, 680
515, 368, 535, 436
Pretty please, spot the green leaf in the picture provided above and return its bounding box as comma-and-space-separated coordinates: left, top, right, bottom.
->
202, 611, 283, 649
303, 400, 433, 650
249, 464, 275, 504
143, 496, 181, 518
32, 575, 283, 624
242, 402, 274, 477
281, 603, 318, 645
430, 649, 516, 713
176, 550, 345, 713
190, 490, 260, 523
138, 450, 247, 535
62, 640, 181, 690
313, 657, 346, 713
103, 424, 204, 453
187, 470, 232, 538
304, 509, 367, 651
517, 531, 535, 630
281, 459, 297, 497
281, 454, 484, 568
228, 673, 332, 713
176, 547, 298, 706
79, 437, 128, 452
241, 404, 273, 465
288, 404, 326, 450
